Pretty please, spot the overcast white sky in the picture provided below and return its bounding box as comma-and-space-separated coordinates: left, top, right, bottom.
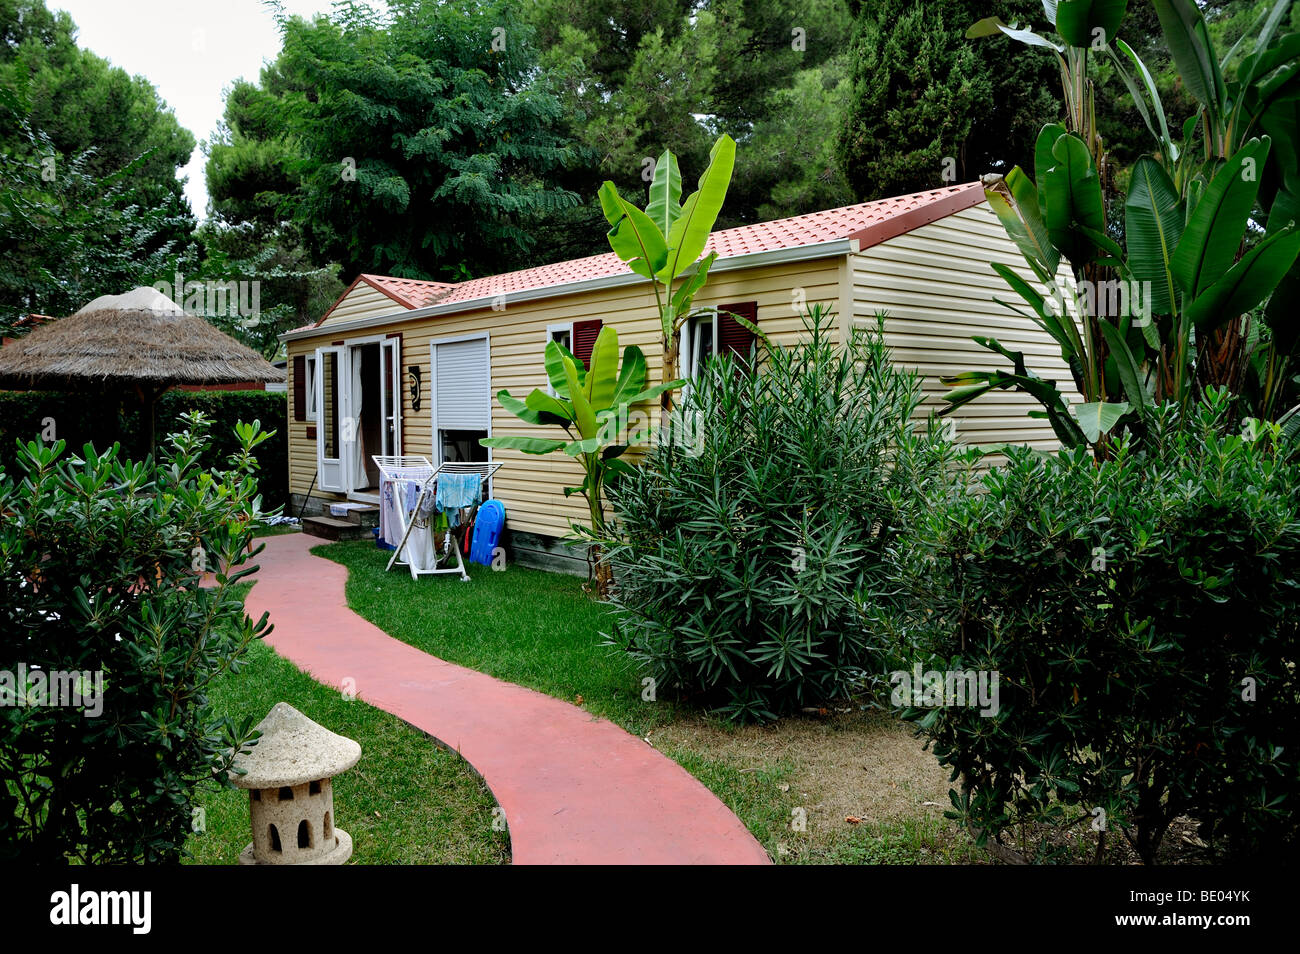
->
51, 1, 376, 218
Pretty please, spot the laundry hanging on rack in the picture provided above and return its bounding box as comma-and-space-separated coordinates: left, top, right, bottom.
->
412, 489, 440, 530
435, 472, 482, 527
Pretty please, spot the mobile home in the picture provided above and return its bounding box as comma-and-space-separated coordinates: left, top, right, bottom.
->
281, 182, 1079, 572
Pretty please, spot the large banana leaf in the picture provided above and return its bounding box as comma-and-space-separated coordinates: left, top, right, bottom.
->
610, 344, 648, 408
1071, 401, 1131, 442
661, 134, 735, 282
986, 167, 1060, 279
1184, 225, 1300, 330
543, 339, 584, 398
584, 324, 619, 408
1172, 137, 1271, 299
563, 353, 598, 440
1098, 319, 1149, 412
1043, 131, 1108, 264
524, 388, 574, 422
1055, 0, 1127, 48
1034, 123, 1067, 216
480, 435, 567, 455
1125, 157, 1185, 315
1154, 0, 1226, 121
598, 182, 668, 280
645, 151, 682, 241
495, 390, 562, 427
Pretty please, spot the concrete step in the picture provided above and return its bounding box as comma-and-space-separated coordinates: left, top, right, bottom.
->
341, 505, 380, 528
302, 515, 372, 542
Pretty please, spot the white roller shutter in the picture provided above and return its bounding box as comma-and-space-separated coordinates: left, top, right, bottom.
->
432, 336, 490, 430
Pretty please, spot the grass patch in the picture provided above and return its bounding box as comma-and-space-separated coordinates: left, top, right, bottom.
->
313, 539, 975, 864
185, 639, 509, 865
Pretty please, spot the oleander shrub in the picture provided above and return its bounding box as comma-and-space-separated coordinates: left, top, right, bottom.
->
603, 306, 955, 723
0, 413, 271, 863
884, 391, 1300, 864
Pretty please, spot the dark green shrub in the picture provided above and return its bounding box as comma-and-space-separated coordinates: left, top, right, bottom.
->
603, 307, 953, 723
0, 414, 271, 862
885, 392, 1300, 863
157, 391, 288, 510
0, 389, 288, 510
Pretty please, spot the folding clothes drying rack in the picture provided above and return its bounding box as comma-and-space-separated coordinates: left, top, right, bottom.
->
373, 455, 502, 582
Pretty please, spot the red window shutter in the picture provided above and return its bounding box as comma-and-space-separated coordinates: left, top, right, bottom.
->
718, 302, 757, 368
293, 355, 307, 421
572, 319, 603, 369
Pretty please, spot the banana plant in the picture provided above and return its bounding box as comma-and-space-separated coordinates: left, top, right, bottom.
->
597, 134, 737, 410
481, 325, 683, 547
951, 1, 1300, 455
969, 0, 1129, 171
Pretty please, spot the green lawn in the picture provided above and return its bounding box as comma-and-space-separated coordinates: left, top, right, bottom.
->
185, 638, 509, 865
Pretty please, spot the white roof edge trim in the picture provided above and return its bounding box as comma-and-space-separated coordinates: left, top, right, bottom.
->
280, 239, 858, 342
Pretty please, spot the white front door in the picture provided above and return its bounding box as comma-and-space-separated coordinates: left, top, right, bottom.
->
381, 337, 401, 458
315, 345, 350, 493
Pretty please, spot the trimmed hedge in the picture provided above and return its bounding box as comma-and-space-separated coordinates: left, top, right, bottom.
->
0, 389, 288, 510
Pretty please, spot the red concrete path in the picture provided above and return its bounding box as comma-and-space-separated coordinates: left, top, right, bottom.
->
244, 533, 771, 865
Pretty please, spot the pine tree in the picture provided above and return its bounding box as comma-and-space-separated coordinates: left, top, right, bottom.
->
837, 0, 1059, 200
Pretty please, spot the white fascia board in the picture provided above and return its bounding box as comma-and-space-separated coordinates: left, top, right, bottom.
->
280, 239, 858, 342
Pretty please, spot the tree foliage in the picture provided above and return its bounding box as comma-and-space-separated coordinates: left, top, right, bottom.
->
0, 0, 194, 210
0, 415, 271, 863
0, 88, 193, 332
205, 0, 581, 281
888, 394, 1300, 863
837, 0, 1061, 199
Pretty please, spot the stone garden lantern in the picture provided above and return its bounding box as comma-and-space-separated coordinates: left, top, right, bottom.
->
231, 702, 361, 865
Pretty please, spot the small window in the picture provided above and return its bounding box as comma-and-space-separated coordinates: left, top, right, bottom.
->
309, 780, 321, 796
297, 819, 312, 849
546, 324, 572, 396
278, 786, 294, 801
305, 355, 318, 421
683, 303, 757, 383
440, 429, 489, 463
684, 315, 716, 381
269, 824, 282, 852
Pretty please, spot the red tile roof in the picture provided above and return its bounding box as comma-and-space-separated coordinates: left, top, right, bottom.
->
361, 275, 454, 308
304, 183, 984, 330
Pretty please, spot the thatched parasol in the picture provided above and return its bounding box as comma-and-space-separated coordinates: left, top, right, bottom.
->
0, 287, 281, 452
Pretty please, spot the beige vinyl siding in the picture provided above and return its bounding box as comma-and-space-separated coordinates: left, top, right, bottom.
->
286, 259, 841, 539
320, 283, 413, 325
851, 202, 1081, 454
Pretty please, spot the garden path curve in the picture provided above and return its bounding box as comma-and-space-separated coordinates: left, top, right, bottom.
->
244, 532, 772, 865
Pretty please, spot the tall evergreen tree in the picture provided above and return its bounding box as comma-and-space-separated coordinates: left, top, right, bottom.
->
0, 0, 194, 211
206, 0, 581, 281
837, 0, 1059, 200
